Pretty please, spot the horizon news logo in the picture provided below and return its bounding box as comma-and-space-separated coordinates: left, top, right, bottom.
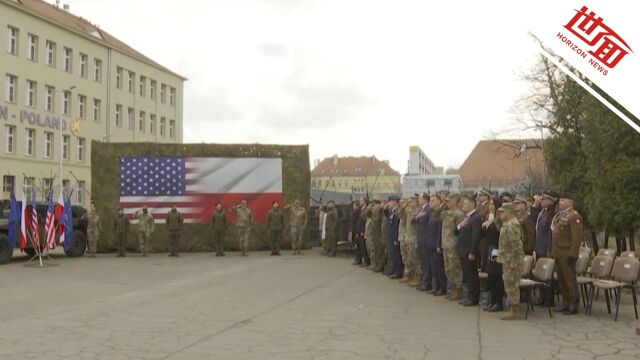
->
556, 5, 632, 76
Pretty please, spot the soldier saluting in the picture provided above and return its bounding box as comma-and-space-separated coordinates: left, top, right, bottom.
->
496, 203, 524, 320
229, 200, 253, 256
552, 193, 584, 315
134, 206, 155, 257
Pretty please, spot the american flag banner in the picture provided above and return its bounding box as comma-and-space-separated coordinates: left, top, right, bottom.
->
44, 195, 56, 250
30, 194, 40, 249
119, 157, 284, 223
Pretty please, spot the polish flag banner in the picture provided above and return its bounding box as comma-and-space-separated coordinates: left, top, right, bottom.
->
528, 1, 640, 132
118, 157, 283, 224
55, 190, 65, 244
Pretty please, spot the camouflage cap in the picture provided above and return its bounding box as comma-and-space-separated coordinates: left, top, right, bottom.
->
513, 195, 528, 204
445, 193, 460, 201
477, 187, 492, 197
497, 202, 516, 213
501, 192, 514, 199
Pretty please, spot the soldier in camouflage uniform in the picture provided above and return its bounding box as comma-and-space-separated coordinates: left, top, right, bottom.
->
365, 201, 384, 272
135, 206, 155, 257
230, 200, 253, 256
166, 205, 183, 257
380, 203, 390, 275
513, 196, 535, 255
440, 193, 465, 300
285, 200, 307, 255
496, 203, 524, 320
83, 203, 101, 258
403, 197, 420, 286
114, 207, 130, 257
266, 200, 284, 256
211, 202, 228, 256
397, 199, 409, 282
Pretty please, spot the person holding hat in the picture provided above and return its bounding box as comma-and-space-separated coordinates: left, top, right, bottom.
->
552, 193, 584, 315
114, 207, 130, 257
496, 202, 524, 320
514, 196, 535, 255
266, 200, 284, 256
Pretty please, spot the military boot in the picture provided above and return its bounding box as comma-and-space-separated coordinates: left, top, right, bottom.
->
448, 288, 462, 301
407, 277, 421, 287
399, 274, 412, 283
500, 304, 521, 320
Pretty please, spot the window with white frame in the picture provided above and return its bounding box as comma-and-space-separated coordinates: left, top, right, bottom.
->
62, 90, 71, 116
45, 85, 55, 112
169, 120, 175, 139
62, 135, 69, 160
4, 125, 15, 153
7, 26, 18, 55
160, 117, 166, 137
27, 33, 37, 61
160, 84, 166, 103
25, 177, 35, 201
45, 40, 55, 67
78, 94, 86, 119
138, 111, 146, 132
128, 71, 135, 93
116, 67, 123, 88
92, 98, 101, 122
5, 74, 17, 103
26, 80, 37, 108
170, 87, 176, 107
25, 128, 35, 156
115, 104, 122, 127
63, 47, 72, 72
93, 58, 102, 82
127, 107, 134, 130
150, 114, 156, 135
77, 137, 85, 162
42, 178, 53, 199
150, 80, 156, 100
77, 180, 85, 205
44, 131, 53, 158
139, 75, 146, 97
2, 175, 15, 194
79, 53, 88, 77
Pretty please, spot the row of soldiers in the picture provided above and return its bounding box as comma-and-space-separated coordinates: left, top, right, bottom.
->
347, 188, 583, 319
84, 199, 309, 257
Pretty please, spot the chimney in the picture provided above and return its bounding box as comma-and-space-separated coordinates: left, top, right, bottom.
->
332, 154, 338, 166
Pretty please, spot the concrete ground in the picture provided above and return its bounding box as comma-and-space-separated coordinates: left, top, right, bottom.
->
1, 248, 639, 360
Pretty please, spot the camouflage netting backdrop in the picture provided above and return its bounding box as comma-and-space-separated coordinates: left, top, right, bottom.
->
91, 142, 310, 253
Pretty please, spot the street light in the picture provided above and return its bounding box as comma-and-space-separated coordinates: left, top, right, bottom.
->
59, 86, 76, 196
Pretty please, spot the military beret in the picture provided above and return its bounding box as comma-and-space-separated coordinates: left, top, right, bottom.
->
541, 189, 560, 201
559, 192, 575, 200
445, 193, 460, 201
498, 202, 516, 213
501, 192, 514, 199
387, 195, 401, 202
513, 195, 528, 204
477, 187, 492, 197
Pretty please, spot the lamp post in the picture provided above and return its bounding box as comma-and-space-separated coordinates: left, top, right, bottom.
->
59, 86, 76, 195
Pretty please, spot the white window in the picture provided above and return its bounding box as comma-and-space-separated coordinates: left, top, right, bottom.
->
160, 84, 166, 103
128, 71, 135, 93
116, 67, 123, 88
25, 128, 35, 156
150, 114, 156, 135
62, 91, 71, 116
4, 125, 15, 153
63, 47, 72, 72
62, 135, 69, 160
160, 117, 166, 137
45, 85, 55, 112
78, 94, 86, 119
44, 131, 53, 158
77, 137, 85, 162
170, 87, 176, 107
46, 40, 55, 66
26, 80, 37, 107
169, 120, 175, 139
139, 76, 146, 97
93, 58, 102, 82
42, 178, 53, 199
27, 33, 37, 61
79, 53, 88, 77
5, 74, 17, 103
3, 175, 15, 194
115, 104, 122, 127
150, 80, 156, 100
7, 26, 18, 55
127, 107, 134, 130
92, 98, 101, 122
77, 180, 85, 205
25, 177, 35, 201
138, 111, 146, 132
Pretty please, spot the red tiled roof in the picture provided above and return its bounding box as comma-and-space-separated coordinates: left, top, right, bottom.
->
3, 0, 186, 80
458, 139, 544, 187
311, 156, 401, 177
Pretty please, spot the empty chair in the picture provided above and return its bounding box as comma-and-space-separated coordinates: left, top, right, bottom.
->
519, 257, 556, 319
579, 246, 592, 259
597, 249, 617, 258
584, 255, 615, 314
521, 255, 534, 278
576, 252, 592, 308
620, 251, 637, 258
588, 257, 640, 321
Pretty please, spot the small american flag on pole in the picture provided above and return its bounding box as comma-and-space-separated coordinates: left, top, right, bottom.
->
44, 195, 56, 249
119, 157, 283, 223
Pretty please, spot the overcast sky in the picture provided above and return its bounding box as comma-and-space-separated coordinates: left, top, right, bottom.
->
63, 0, 543, 172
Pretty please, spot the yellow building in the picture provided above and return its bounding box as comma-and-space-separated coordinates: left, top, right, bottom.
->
311, 155, 401, 197
0, 0, 185, 205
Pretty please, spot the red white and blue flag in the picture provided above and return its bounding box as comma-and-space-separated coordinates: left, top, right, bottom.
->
19, 191, 28, 251
44, 195, 56, 250
55, 190, 66, 245
119, 157, 283, 223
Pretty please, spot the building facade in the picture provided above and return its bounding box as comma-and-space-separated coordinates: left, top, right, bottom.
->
401, 174, 463, 198
311, 155, 401, 198
407, 145, 438, 175
0, 0, 185, 206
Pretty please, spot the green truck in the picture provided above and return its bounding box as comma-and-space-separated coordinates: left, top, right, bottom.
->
0, 201, 88, 264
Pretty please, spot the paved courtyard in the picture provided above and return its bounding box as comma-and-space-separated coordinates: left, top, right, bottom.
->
1, 248, 639, 360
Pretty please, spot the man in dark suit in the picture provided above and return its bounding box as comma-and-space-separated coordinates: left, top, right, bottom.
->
384, 196, 404, 278
455, 195, 483, 306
